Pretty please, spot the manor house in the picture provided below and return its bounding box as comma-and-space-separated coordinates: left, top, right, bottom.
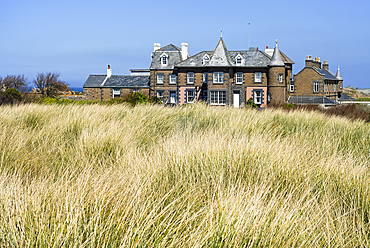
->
83, 36, 343, 107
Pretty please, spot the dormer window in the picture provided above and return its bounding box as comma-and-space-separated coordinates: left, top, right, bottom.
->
235, 54, 243, 66
203, 54, 210, 65
161, 54, 168, 66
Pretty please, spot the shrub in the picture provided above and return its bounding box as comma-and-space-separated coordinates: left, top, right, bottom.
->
124, 92, 148, 106
283, 103, 295, 109
0, 88, 23, 105
245, 97, 258, 108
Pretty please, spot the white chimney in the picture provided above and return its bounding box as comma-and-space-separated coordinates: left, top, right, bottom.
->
265, 46, 274, 57
154, 43, 161, 51
181, 43, 188, 60
107, 65, 112, 77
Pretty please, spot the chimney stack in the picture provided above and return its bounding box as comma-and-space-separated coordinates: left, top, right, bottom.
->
181, 43, 188, 60
154, 43, 161, 52
322, 60, 329, 71
305, 55, 314, 68
107, 65, 112, 77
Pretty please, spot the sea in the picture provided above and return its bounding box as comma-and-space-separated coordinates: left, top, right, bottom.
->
69, 87, 83, 92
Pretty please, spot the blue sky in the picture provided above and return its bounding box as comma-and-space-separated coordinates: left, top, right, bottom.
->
1, 0, 369, 88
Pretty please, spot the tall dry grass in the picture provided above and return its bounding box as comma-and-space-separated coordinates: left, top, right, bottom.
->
0, 103, 369, 247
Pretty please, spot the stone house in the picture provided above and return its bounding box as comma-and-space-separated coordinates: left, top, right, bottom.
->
288, 56, 343, 105
83, 36, 297, 107
83, 66, 150, 101
150, 37, 294, 107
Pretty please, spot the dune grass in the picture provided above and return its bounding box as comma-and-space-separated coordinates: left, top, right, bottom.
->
0, 103, 369, 247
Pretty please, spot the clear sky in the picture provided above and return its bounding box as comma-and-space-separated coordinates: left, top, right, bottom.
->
1, 0, 369, 88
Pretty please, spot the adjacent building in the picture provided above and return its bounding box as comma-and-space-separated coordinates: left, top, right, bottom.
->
288, 56, 343, 106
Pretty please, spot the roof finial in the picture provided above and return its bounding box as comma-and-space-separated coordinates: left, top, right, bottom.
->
275, 39, 278, 45
221, 28, 223, 38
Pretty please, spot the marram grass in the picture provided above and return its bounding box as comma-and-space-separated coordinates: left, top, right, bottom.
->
0, 103, 369, 247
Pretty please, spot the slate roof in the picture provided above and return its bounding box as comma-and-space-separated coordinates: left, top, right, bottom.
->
268, 42, 285, 66
312, 67, 338, 80
336, 66, 343, 80
205, 38, 233, 67
83, 75, 150, 88
338, 93, 355, 101
287, 96, 338, 105
176, 38, 291, 68
150, 44, 183, 70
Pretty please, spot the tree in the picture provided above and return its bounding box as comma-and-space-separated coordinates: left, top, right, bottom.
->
33, 72, 69, 97
0, 74, 28, 93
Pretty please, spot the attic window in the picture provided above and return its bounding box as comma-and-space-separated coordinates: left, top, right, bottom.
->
203, 54, 210, 65
235, 55, 243, 65
161, 54, 168, 66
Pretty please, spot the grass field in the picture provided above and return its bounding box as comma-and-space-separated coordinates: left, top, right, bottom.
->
0, 103, 369, 247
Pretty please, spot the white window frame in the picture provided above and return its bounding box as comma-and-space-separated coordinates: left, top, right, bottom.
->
210, 91, 226, 105
132, 88, 140, 93
278, 74, 283, 83
213, 72, 224, 84
254, 72, 262, 83
156, 91, 164, 99
254, 90, 262, 105
157, 74, 164, 84
187, 90, 195, 103
187, 72, 194, 84
113, 88, 120, 98
170, 74, 176, 84
290, 84, 294, 92
203, 54, 210, 65
334, 84, 336, 92
313, 81, 320, 93
161, 54, 168, 66
236, 72, 243, 84
235, 54, 243, 66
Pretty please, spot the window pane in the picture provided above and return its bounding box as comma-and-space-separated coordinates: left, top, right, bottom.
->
187, 90, 194, 103
157, 74, 163, 84
187, 72, 194, 84
170, 74, 176, 84
236, 72, 243, 83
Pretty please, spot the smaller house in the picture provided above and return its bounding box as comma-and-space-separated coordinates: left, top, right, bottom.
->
289, 56, 343, 106
83, 65, 150, 101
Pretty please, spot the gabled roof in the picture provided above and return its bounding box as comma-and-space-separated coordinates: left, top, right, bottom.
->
175, 51, 212, 67
312, 67, 338, 80
150, 44, 183, 70
157, 44, 181, 52
229, 51, 271, 66
206, 38, 233, 67
83, 75, 150, 88
83, 75, 107, 88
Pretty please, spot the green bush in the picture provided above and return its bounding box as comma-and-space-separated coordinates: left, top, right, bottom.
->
0, 88, 23, 105
283, 103, 295, 109
245, 97, 258, 109
125, 92, 148, 106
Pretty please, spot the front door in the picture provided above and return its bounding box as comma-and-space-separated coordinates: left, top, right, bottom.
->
233, 91, 240, 108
